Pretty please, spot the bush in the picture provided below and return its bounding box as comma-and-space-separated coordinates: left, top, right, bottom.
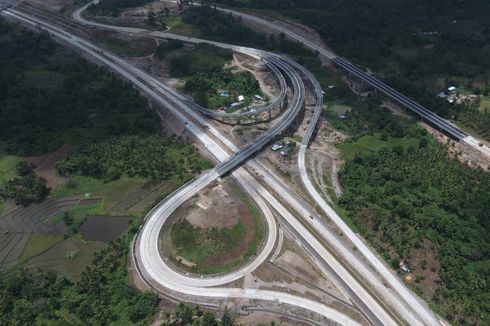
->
0, 161, 50, 205
155, 39, 184, 59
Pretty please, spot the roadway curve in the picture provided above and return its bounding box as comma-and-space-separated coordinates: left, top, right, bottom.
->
0, 8, 367, 325
219, 8, 445, 326
3, 3, 448, 325
65, 3, 443, 324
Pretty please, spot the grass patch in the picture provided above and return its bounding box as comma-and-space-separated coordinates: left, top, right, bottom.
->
338, 134, 420, 161
168, 183, 265, 275
95, 34, 155, 56
52, 204, 102, 234
53, 175, 148, 214
20, 233, 64, 261
163, 15, 197, 35
22, 69, 66, 90
479, 95, 490, 112
233, 184, 264, 259
171, 220, 246, 265
0, 153, 21, 184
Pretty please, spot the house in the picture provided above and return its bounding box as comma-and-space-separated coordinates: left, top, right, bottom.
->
254, 94, 264, 101
328, 85, 335, 89
401, 265, 411, 273
399, 261, 411, 273
448, 86, 457, 94
229, 102, 241, 109
238, 95, 245, 102
436, 92, 447, 99
271, 144, 283, 151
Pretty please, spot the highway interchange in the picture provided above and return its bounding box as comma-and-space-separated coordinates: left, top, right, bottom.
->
0, 1, 475, 324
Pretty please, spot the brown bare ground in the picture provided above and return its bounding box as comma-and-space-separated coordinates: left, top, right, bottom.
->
25, 0, 72, 12
407, 238, 441, 299
423, 123, 490, 171
186, 182, 239, 229
164, 179, 263, 271
27, 144, 76, 188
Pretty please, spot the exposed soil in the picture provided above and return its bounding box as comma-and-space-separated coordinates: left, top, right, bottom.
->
384, 96, 490, 171
27, 144, 76, 188
163, 179, 264, 272
309, 123, 347, 200
238, 311, 308, 326
406, 238, 441, 300
423, 123, 490, 171
112, 180, 161, 211
24, 235, 106, 280
25, 0, 72, 12
186, 182, 239, 229
230, 53, 279, 101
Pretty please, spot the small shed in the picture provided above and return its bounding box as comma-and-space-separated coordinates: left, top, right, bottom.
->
436, 92, 447, 99
271, 144, 283, 151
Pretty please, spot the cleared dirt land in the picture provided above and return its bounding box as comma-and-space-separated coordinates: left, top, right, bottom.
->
160, 179, 265, 275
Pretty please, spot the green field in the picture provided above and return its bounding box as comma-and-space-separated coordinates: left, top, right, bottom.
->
233, 184, 265, 259
0, 148, 22, 216
479, 95, 490, 112
20, 233, 65, 262
95, 34, 155, 56
171, 220, 246, 265
169, 183, 265, 275
163, 15, 197, 35
53, 175, 149, 214
0, 153, 21, 184
338, 134, 420, 161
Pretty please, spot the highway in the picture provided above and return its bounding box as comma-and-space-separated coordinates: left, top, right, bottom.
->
216, 5, 477, 145
182, 61, 287, 121
2, 4, 449, 325
1, 8, 370, 325
332, 57, 468, 140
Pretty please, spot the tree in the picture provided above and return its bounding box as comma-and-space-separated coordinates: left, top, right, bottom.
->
15, 161, 35, 177
220, 309, 234, 326
148, 9, 156, 27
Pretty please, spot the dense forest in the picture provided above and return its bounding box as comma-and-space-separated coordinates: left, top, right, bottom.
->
321, 92, 490, 324
56, 135, 212, 181
340, 143, 490, 324
0, 21, 159, 156
215, 0, 490, 137
181, 5, 269, 48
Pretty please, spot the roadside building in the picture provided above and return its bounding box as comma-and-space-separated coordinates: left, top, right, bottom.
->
271, 144, 283, 151
436, 92, 447, 99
